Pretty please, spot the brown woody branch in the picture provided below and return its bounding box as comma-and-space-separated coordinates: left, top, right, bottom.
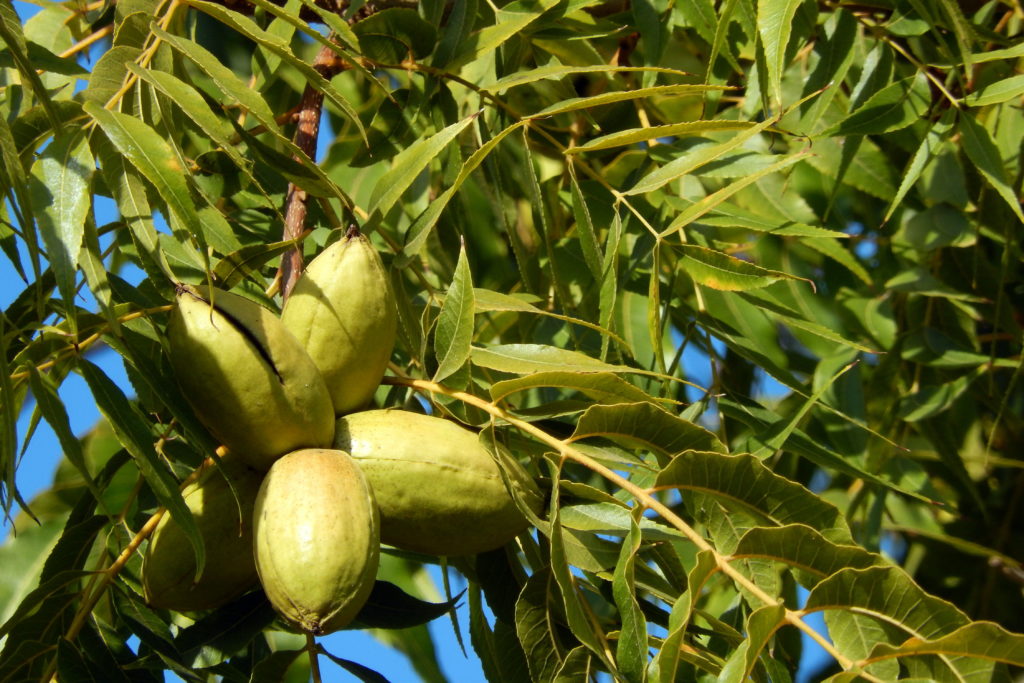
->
278, 43, 346, 301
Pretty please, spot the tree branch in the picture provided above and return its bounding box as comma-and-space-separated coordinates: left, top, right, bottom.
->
277, 43, 345, 301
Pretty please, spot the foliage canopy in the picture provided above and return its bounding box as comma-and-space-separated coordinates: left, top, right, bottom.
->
1, 0, 1023, 680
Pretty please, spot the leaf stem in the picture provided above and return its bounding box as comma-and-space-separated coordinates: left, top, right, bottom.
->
307, 633, 322, 683
8, 305, 173, 383
278, 42, 344, 301
56, 455, 216, 668
383, 376, 880, 680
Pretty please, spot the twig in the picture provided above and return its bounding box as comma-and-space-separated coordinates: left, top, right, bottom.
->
382, 375, 880, 680
307, 633, 322, 683
278, 43, 345, 301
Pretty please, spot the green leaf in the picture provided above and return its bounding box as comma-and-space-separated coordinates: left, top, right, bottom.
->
696, 202, 846, 238
26, 368, 105, 510
560, 503, 681, 542
661, 151, 810, 235
0, 518, 64, 628
806, 566, 988, 680
650, 551, 719, 682
718, 604, 786, 683
83, 103, 223, 255
95, 142, 173, 283
627, 118, 775, 196
432, 0, 477, 68
483, 65, 692, 92
963, 74, 1024, 107
571, 121, 753, 154
677, 245, 801, 291
611, 510, 647, 682
472, 288, 626, 344
449, 0, 562, 69
897, 367, 982, 422
533, 85, 723, 118
571, 402, 726, 457
490, 372, 655, 405
189, 1, 365, 142
212, 238, 301, 290
173, 591, 276, 667
958, 110, 1024, 222
546, 461, 616, 670
0, 39, 86, 76
866, 621, 1024, 667
515, 568, 567, 683
352, 8, 437, 62
935, 0, 975, 71
402, 120, 527, 261
823, 72, 931, 136
369, 114, 476, 217
353, 581, 460, 630
656, 451, 854, 546
318, 650, 391, 683
472, 344, 632, 374
0, 3, 60, 130
77, 359, 205, 581
28, 130, 93, 332
433, 243, 475, 383
968, 42, 1024, 64
249, 649, 305, 683
801, 237, 872, 286
731, 525, 882, 587
568, 165, 603, 280
757, 0, 802, 108
151, 26, 281, 136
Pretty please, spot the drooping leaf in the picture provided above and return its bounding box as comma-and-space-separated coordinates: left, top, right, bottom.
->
28, 130, 93, 331
677, 245, 802, 291
757, 0, 802, 108
433, 243, 475, 383
490, 372, 656, 405
958, 110, 1024, 222
656, 451, 854, 546
571, 402, 726, 457
369, 114, 476, 217
77, 359, 205, 581
611, 510, 647, 682
866, 621, 1024, 668
823, 72, 931, 136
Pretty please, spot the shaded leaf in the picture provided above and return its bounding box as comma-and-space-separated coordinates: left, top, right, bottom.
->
678, 245, 801, 291
656, 451, 854, 546
958, 111, 1024, 222
571, 402, 726, 457
353, 581, 460, 630
77, 359, 205, 580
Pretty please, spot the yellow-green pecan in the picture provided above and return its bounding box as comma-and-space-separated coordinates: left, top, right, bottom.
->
253, 448, 379, 635
167, 284, 334, 470
334, 409, 543, 556
142, 457, 262, 611
280, 231, 397, 416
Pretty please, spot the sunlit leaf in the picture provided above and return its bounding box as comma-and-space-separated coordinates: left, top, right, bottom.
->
369, 114, 476, 217
433, 243, 475, 383
757, 0, 802, 108
28, 131, 92, 331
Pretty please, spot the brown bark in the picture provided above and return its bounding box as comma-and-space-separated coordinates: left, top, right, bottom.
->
278, 44, 345, 301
